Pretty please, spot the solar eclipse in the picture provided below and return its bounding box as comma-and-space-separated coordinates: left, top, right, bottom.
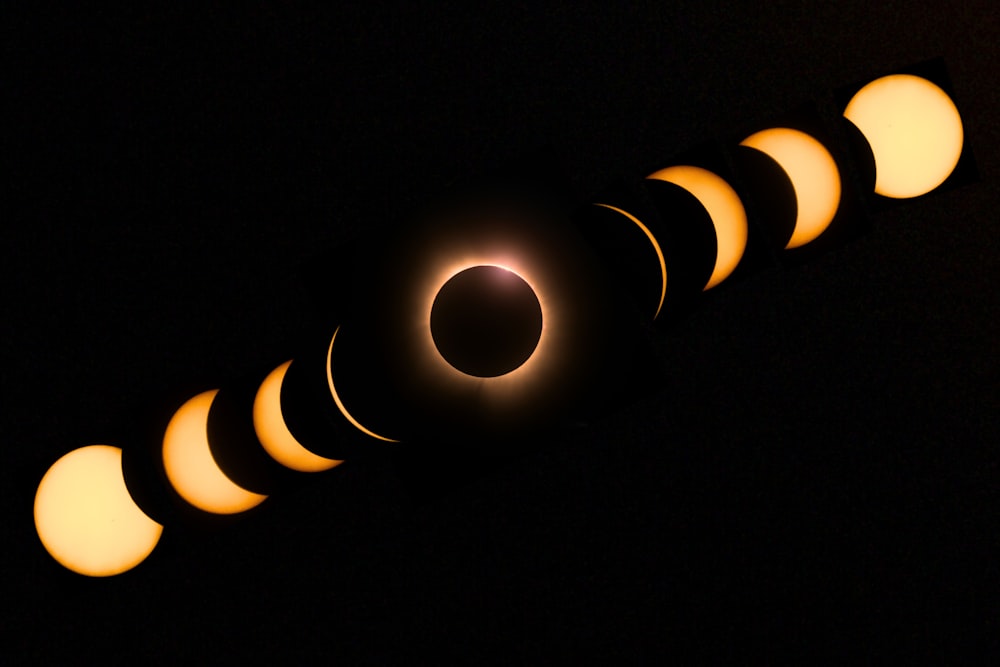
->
430, 265, 543, 378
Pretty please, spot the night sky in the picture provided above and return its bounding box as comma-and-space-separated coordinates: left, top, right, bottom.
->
5, 3, 999, 662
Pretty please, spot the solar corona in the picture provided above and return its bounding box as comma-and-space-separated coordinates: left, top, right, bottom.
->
430, 265, 544, 378
33, 60, 972, 575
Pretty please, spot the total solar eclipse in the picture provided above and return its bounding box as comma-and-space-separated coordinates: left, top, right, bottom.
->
31, 56, 976, 577
430, 265, 543, 377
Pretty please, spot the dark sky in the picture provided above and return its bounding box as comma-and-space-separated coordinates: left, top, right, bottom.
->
5, 2, 999, 662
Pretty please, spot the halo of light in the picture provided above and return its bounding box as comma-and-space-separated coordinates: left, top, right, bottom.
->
592, 203, 667, 318
429, 264, 543, 377
254, 361, 343, 472
740, 127, 841, 249
326, 328, 400, 443
844, 73, 964, 199
411, 249, 554, 397
646, 166, 748, 289
162, 390, 268, 514
34, 445, 163, 576
381, 212, 599, 431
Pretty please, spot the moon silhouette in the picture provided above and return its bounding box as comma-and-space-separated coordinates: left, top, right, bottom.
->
162, 390, 268, 514
326, 327, 400, 443
592, 203, 667, 318
430, 265, 543, 378
844, 74, 964, 199
254, 361, 343, 472
739, 128, 841, 249
34, 445, 163, 576
646, 166, 748, 289
375, 208, 608, 438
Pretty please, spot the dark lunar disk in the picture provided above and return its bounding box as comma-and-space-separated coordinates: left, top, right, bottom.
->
430, 265, 543, 378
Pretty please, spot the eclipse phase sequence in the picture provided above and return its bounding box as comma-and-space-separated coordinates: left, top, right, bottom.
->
33, 63, 970, 577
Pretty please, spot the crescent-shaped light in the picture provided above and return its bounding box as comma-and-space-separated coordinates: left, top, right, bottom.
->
254, 361, 343, 472
646, 165, 748, 290
844, 73, 964, 199
740, 128, 841, 249
593, 203, 667, 319
162, 390, 268, 514
326, 327, 400, 443
34, 445, 163, 576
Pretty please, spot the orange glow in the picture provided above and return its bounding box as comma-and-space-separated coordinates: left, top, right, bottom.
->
326, 328, 400, 443
162, 390, 268, 514
34, 445, 162, 576
593, 203, 667, 318
740, 127, 841, 249
254, 361, 343, 472
844, 74, 964, 199
386, 215, 597, 428
646, 166, 748, 289
413, 250, 556, 398
431, 264, 544, 378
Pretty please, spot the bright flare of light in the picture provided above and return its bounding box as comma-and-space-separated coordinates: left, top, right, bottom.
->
162, 390, 268, 514
646, 166, 748, 290
396, 217, 592, 425
593, 203, 667, 318
412, 249, 557, 403
740, 127, 841, 249
844, 73, 964, 199
326, 327, 399, 443
254, 361, 343, 472
429, 264, 543, 378
34, 445, 163, 576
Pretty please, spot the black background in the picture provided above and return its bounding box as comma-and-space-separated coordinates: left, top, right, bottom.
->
5, 2, 999, 662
